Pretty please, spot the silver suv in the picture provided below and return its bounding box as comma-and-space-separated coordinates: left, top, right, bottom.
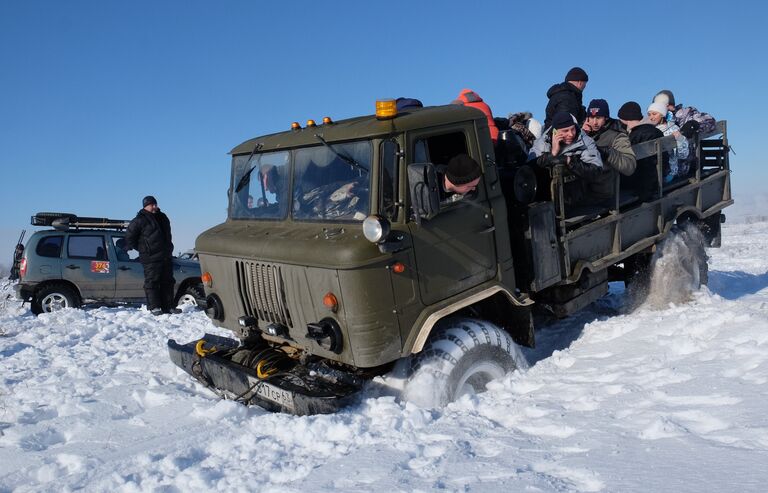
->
14, 213, 204, 314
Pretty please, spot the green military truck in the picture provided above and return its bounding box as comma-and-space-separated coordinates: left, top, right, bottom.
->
169, 100, 732, 414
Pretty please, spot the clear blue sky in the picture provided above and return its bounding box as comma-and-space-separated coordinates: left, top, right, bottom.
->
1, 0, 766, 270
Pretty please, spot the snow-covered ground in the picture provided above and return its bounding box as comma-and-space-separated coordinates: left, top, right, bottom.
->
1, 222, 767, 493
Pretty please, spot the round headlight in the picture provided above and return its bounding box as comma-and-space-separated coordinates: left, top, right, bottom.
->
362, 215, 390, 243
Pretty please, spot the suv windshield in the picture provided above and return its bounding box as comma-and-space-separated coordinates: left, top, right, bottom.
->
229, 141, 372, 222
230, 150, 290, 219
293, 141, 371, 221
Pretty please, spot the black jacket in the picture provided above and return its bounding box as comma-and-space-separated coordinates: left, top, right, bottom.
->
544, 82, 586, 128
623, 123, 667, 202
125, 209, 174, 264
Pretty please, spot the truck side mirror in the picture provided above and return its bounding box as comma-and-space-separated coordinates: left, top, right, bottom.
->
407, 163, 440, 225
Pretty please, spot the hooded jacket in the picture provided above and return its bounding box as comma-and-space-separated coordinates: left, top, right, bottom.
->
529, 127, 603, 169
544, 82, 586, 128
125, 209, 174, 264
453, 89, 499, 142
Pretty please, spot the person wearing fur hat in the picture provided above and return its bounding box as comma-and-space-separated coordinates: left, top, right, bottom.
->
580, 99, 636, 204
528, 111, 603, 207
648, 101, 689, 181
544, 67, 589, 129
653, 90, 717, 137
618, 101, 668, 202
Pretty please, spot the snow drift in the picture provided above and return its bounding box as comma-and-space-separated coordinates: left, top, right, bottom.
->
1, 221, 767, 492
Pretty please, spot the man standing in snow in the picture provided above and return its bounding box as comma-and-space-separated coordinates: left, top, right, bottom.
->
125, 195, 180, 316
544, 67, 589, 129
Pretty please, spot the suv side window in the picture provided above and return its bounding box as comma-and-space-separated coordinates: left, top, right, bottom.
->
68, 235, 108, 260
112, 236, 138, 261
36, 236, 63, 258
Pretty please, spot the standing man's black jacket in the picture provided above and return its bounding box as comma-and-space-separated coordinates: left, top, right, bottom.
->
544, 82, 586, 129
124, 209, 174, 264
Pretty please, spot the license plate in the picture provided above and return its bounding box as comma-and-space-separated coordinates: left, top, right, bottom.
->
246, 376, 295, 411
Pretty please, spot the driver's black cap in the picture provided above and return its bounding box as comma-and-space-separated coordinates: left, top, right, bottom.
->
446, 154, 481, 185
142, 195, 158, 207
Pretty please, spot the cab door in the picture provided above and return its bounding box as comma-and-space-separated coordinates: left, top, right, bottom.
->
63, 234, 116, 299
406, 125, 497, 305
110, 235, 145, 300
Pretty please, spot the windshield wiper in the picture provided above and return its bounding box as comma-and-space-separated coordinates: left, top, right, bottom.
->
314, 135, 369, 173
234, 143, 264, 193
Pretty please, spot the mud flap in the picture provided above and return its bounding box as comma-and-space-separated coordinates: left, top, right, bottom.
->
167, 334, 361, 415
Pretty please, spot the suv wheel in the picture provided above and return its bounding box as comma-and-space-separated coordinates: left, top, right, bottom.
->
32, 284, 81, 315
402, 318, 528, 407
175, 284, 205, 308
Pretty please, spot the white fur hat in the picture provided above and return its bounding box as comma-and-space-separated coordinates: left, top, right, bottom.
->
653, 93, 670, 107
526, 118, 542, 139
647, 102, 667, 116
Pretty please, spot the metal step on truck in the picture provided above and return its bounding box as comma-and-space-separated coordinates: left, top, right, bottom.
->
168, 100, 732, 415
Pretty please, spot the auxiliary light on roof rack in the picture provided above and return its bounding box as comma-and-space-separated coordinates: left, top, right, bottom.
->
31, 212, 129, 231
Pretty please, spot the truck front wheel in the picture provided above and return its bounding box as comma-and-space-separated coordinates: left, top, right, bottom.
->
403, 319, 528, 407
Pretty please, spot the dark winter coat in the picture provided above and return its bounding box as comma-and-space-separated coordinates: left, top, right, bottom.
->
544, 82, 586, 128
623, 123, 668, 202
125, 209, 174, 264
583, 119, 637, 202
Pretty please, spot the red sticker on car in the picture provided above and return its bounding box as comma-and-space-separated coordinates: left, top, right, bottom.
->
91, 261, 110, 273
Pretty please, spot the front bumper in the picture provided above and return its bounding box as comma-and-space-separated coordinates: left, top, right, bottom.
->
167, 334, 363, 415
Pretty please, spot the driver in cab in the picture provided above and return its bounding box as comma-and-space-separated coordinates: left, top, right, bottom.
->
439, 154, 482, 204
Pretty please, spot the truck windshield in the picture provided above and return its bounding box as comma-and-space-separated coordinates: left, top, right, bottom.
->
229, 141, 372, 222
230, 150, 291, 219
293, 140, 371, 221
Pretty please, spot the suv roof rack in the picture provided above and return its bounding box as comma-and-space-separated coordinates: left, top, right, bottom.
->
31, 212, 129, 231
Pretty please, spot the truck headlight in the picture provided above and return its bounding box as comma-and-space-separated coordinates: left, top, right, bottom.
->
362, 215, 391, 244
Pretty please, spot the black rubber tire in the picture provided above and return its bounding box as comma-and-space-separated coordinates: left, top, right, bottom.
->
623, 252, 654, 304
403, 318, 526, 407
31, 284, 81, 315
175, 283, 206, 308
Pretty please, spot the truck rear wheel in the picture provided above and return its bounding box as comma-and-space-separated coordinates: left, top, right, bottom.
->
32, 284, 81, 315
402, 319, 527, 407
643, 225, 709, 308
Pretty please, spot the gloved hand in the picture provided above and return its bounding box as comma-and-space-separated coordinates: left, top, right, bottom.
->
680, 120, 700, 139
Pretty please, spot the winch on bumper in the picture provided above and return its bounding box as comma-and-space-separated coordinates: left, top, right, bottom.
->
167, 334, 364, 415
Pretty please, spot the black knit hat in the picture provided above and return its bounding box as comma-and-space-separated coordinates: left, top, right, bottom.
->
587, 99, 610, 118
142, 195, 158, 207
551, 111, 576, 130
446, 154, 481, 185
617, 102, 643, 121
564, 66, 588, 82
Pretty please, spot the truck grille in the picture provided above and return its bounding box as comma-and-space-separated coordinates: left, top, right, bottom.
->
235, 261, 293, 328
